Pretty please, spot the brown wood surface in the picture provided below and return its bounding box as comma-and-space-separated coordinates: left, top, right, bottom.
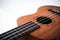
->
17, 5, 60, 40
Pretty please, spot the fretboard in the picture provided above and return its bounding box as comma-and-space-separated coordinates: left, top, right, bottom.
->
0, 21, 40, 40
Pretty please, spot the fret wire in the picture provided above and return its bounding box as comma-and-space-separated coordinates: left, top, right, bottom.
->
0, 21, 33, 38
8, 24, 40, 40
0, 21, 36, 38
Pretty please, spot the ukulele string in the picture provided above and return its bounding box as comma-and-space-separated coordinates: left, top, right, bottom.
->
38, 13, 59, 36
1, 10, 59, 40
8, 24, 39, 40
8, 12, 59, 39
13, 12, 58, 39
41, 8, 60, 22
38, 12, 58, 23
32, 10, 59, 36
1, 22, 36, 40
33, 11, 58, 26
0, 21, 33, 38
12, 9, 60, 39
1, 13, 54, 37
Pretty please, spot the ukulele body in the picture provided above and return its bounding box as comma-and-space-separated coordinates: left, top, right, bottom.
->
17, 5, 60, 40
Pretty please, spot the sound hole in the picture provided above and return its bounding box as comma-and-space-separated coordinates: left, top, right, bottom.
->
36, 16, 52, 24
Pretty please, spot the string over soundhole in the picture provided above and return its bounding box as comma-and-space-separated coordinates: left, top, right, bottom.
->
36, 16, 52, 24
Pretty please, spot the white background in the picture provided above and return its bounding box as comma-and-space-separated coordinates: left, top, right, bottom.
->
0, 0, 60, 34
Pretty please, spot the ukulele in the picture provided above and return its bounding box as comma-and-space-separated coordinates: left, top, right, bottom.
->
0, 5, 60, 40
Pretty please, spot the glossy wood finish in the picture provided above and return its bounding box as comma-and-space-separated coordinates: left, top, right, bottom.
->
17, 5, 60, 40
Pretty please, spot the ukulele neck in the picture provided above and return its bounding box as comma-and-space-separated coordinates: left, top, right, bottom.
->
0, 21, 40, 40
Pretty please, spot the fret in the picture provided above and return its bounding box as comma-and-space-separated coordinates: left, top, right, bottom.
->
0, 21, 40, 40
